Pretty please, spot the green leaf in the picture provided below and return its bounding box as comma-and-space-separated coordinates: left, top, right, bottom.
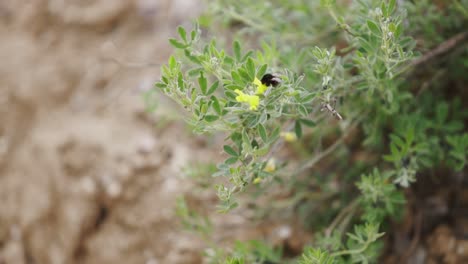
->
388, 0, 396, 15
405, 126, 414, 146
204, 115, 219, 122
300, 119, 316, 127
246, 57, 256, 80
242, 130, 252, 152
184, 49, 201, 64
367, 20, 381, 36
198, 72, 207, 95
177, 26, 187, 42
225, 156, 238, 165
238, 68, 251, 82
233, 40, 241, 61
224, 145, 238, 156
168, 55, 177, 69
436, 102, 448, 123
231, 71, 242, 84
207, 81, 219, 95
175, 73, 184, 92
269, 127, 280, 143
300, 93, 316, 103
190, 23, 199, 41
211, 96, 222, 115
390, 134, 405, 149
231, 132, 242, 147
297, 105, 309, 116
258, 124, 267, 143
241, 50, 254, 62
295, 120, 303, 138
169, 38, 186, 49
254, 146, 270, 156
187, 67, 202, 77
381, 1, 388, 17
394, 23, 403, 39
257, 64, 268, 78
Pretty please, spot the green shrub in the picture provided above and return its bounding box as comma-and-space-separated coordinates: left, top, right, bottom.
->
154, 0, 467, 262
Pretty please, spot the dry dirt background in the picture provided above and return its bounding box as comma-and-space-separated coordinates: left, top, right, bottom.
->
0, 1, 217, 263
0, 1, 312, 263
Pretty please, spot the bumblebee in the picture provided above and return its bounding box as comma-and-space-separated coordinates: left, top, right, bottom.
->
260, 73, 281, 87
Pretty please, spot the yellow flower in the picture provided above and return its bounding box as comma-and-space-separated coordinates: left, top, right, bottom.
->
253, 77, 268, 95
263, 158, 276, 173
280, 132, 297, 142
234, 89, 259, 110
253, 177, 262, 184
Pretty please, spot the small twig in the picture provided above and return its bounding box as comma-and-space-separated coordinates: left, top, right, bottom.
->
325, 198, 360, 237
400, 210, 422, 263
411, 31, 468, 67
294, 120, 358, 175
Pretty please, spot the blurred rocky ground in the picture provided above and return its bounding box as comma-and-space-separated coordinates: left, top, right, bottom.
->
0, 1, 211, 263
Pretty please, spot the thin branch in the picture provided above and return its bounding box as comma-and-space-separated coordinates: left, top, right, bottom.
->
411, 31, 468, 67
325, 198, 360, 237
294, 120, 358, 175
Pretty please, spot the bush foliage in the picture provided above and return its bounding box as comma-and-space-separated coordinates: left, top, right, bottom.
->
153, 0, 467, 263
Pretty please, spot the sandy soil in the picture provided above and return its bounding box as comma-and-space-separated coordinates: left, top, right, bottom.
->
0, 1, 213, 263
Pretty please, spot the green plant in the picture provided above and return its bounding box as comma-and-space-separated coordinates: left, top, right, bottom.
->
150, 0, 467, 262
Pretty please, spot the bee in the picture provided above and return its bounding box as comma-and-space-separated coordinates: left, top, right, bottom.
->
320, 98, 343, 120
260, 73, 282, 87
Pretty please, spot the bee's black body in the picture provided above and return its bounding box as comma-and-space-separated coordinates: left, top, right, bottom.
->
260, 73, 281, 87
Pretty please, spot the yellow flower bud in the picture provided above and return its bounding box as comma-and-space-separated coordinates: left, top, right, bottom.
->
263, 158, 276, 173
253, 177, 262, 184
280, 132, 297, 142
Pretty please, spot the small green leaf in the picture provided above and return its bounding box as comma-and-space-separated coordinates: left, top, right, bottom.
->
406, 126, 414, 146
238, 68, 251, 82
225, 156, 238, 165
381, 2, 388, 17
300, 93, 316, 103
388, 0, 396, 14
254, 146, 269, 156
246, 57, 256, 80
204, 115, 219, 122
295, 120, 303, 138
231, 71, 242, 84
257, 64, 268, 78
233, 40, 241, 61
269, 127, 280, 143
187, 67, 203, 77
231, 132, 242, 147
224, 145, 238, 156
184, 49, 201, 64
190, 23, 199, 41
297, 105, 309, 116
258, 124, 267, 143
394, 23, 403, 39
177, 72, 184, 91
390, 134, 405, 149
169, 38, 186, 49
168, 55, 177, 69
300, 119, 316, 127
211, 96, 222, 115
177, 26, 187, 42
367, 20, 381, 36
436, 103, 449, 123
241, 50, 254, 62
198, 72, 207, 95
207, 81, 219, 95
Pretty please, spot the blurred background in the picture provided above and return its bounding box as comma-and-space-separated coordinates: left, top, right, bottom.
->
0, 1, 225, 263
